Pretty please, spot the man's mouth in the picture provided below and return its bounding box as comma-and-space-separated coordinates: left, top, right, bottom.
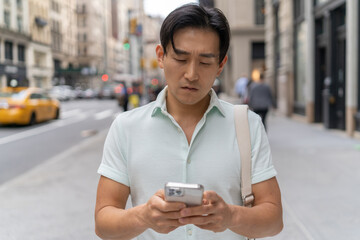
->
182, 86, 198, 91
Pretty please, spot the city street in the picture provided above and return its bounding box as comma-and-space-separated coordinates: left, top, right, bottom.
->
0, 105, 360, 239
0, 99, 122, 184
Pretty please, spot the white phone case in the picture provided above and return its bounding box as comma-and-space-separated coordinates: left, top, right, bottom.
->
164, 182, 204, 206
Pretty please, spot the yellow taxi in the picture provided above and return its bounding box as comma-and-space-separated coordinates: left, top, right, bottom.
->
0, 87, 60, 125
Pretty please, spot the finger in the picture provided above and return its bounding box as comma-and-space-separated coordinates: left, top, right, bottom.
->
154, 189, 165, 199
178, 214, 214, 226
180, 204, 215, 218
203, 190, 220, 204
153, 189, 186, 212
162, 209, 184, 220
162, 201, 186, 212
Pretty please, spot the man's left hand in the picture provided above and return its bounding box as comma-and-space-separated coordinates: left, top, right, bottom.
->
178, 190, 234, 232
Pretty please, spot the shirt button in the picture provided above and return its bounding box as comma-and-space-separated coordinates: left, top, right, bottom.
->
187, 158, 191, 164
177, 128, 182, 133
187, 229, 192, 236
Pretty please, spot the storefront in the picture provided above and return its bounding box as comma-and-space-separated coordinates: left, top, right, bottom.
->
0, 64, 28, 88
314, 0, 346, 130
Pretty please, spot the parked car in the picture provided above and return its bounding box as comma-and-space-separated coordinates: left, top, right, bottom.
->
98, 84, 116, 99
0, 87, 60, 125
50, 85, 76, 101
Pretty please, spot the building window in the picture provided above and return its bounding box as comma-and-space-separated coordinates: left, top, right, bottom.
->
5, 41, 13, 60
17, 0, 22, 9
293, 0, 306, 115
199, 0, 214, 7
51, 0, 60, 12
315, 0, 328, 5
4, 10, 10, 28
18, 45, 25, 62
17, 16, 23, 32
274, 4, 280, 69
294, 0, 304, 20
255, 0, 265, 25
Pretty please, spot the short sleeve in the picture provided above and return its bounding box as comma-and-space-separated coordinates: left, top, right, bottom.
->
97, 117, 130, 186
249, 112, 277, 184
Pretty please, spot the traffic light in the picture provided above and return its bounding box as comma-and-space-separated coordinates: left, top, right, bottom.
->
151, 78, 159, 86
151, 59, 158, 69
101, 74, 109, 82
130, 18, 137, 34
123, 38, 130, 50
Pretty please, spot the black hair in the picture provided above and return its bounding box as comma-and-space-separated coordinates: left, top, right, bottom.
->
160, 3, 230, 64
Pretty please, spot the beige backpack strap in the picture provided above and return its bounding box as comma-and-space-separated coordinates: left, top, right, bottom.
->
234, 105, 254, 208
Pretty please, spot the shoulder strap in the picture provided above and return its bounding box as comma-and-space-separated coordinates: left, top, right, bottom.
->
234, 105, 254, 207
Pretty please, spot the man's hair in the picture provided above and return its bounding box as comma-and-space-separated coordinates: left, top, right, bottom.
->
160, 4, 230, 64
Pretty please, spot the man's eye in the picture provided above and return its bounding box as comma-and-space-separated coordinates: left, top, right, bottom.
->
200, 62, 211, 65
175, 58, 186, 62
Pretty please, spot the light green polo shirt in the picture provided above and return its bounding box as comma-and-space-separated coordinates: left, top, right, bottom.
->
98, 86, 277, 240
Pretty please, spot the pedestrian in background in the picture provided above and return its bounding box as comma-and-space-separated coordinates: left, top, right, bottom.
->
95, 4, 282, 240
234, 74, 249, 103
248, 74, 274, 130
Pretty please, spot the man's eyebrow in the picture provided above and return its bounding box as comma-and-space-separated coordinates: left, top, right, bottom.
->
173, 47, 218, 58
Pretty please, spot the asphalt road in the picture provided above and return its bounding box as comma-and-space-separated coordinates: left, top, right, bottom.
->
0, 98, 122, 185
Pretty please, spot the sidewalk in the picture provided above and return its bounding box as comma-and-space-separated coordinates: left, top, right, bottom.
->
263, 113, 360, 240
0, 100, 359, 239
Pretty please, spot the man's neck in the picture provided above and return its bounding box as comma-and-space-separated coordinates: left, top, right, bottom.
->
166, 93, 211, 144
166, 94, 210, 121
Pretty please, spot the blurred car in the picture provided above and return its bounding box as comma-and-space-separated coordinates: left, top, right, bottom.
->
98, 84, 116, 99
0, 87, 60, 125
81, 88, 96, 99
50, 85, 76, 101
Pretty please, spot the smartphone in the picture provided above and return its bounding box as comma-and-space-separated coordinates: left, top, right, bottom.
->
164, 182, 204, 207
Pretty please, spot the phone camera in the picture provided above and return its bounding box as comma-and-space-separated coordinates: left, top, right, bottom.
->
168, 187, 183, 197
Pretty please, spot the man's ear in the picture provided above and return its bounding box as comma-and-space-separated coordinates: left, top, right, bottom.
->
156, 44, 165, 69
216, 55, 228, 76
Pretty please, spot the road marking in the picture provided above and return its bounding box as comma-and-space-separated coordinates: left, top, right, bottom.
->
61, 109, 81, 119
94, 109, 113, 120
0, 115, 87, 145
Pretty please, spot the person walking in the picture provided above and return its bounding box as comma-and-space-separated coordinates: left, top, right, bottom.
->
235, 75, 249, 103
95, 4, 283, 240
248, 74, 274, 130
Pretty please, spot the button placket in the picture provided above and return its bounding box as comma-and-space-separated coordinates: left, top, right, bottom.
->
186, 225, 193, 236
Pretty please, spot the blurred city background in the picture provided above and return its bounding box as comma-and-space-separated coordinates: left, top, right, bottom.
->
0, 0, 360, 239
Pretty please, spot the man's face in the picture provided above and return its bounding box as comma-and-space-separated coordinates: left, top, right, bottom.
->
156, 27, 227, 107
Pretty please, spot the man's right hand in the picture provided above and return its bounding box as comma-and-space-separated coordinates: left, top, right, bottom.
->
138, 189, 187, 234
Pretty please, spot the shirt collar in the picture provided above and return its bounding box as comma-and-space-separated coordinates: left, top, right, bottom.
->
151, 86, 226, 117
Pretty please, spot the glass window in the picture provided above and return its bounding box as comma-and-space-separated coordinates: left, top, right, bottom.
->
294, 21, 307, 110
294, 0, 304, 20
17, 0, 22, 8
252, 42, 265, 59
18, 45, 25, 62
17, 16, 23, 32
315, 0, 328, 5
5, 41, 13, 60
255, 0, 265, 25
4, 10, 10, 28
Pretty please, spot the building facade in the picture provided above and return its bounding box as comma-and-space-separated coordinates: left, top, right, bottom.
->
0, 0, 30, 89
202, 0, 266, 96
28, 0, 53, 88
265, 0, 359, 137
50, 0, 78, 87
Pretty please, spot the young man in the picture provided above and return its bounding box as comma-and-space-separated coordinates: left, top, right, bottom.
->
95, 4, 283, 240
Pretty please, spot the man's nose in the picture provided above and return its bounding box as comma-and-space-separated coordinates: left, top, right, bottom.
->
184, 61, 199, 81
